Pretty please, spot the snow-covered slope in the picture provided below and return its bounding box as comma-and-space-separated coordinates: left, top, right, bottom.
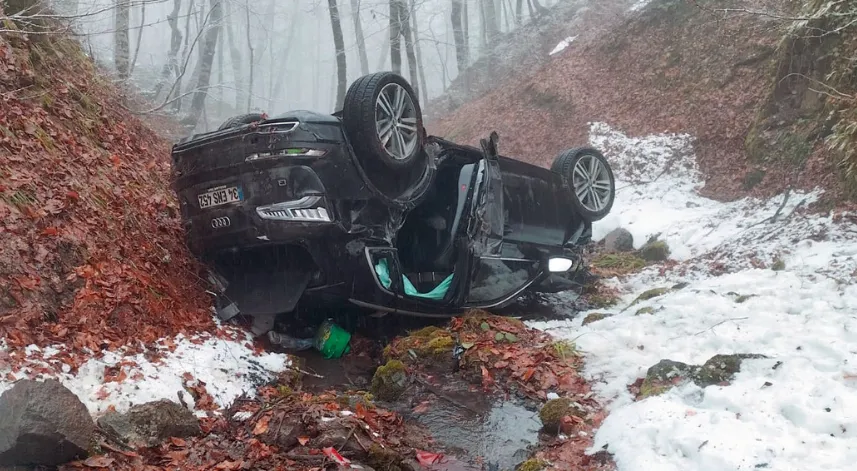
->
530, 123, 857, 471
0, 325, 290, 416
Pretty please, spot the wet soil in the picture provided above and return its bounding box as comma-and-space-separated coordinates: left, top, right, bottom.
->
292, 347, 542, 471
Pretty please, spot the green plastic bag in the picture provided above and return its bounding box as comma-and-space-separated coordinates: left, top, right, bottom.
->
314, 319, 351, 359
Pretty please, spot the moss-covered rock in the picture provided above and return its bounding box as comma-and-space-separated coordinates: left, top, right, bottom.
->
629, 287, 671, 307
366, 444, 405, 471
538, 397, 583, 432
640, 240, 671, 262
370, 360, 408, 401
693, 353, 767, 387
640, 360, 698, 399
772, 259, 786, 271
582, 312, 611, 326
517, 458, 549, 471
635, 306, 656, 316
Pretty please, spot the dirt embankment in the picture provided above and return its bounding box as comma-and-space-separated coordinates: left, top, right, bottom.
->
0, 11, 212, 360
429, 0, 847, 202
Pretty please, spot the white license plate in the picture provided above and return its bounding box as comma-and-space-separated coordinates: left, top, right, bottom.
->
198, 186, 243, 209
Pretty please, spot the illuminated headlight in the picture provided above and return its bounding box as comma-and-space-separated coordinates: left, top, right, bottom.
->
246, 148, 326, 162
256, 196, 331, 222
548, 257, 574, 272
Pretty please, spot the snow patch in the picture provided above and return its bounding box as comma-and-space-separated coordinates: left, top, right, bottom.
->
0, 330, 290, 416
549, 36, 577, 56
529, 122, 857, 471
630, 0, 653, 12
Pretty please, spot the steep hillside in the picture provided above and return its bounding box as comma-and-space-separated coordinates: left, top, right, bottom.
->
430, 0, 843, 202
0, 10, 213, 359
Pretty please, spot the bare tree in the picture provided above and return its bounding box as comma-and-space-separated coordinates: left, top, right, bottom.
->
390, 0, 402, 74
410, 0, 428, 103
450, 0, 468, 78
185, 0, 223, 127
376, 31, 390, 71
128, 0, 145, 75
244, 0, 254, 112
113, 0, 130, 79
515, 0, 523, 25
270, 2, 302, 110
224, 0, 245, 110
328, 0, 347, 109
350, 0, 369, 75
152, 0, 183, 101
396, 0, 419, 97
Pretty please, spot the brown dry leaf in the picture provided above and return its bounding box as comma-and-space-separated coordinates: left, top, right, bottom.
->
252, 414, 271, 435
83, 456, 114, 468
214, 460, 242, 470
298, 436, 310, 446
170, 437, 187, 447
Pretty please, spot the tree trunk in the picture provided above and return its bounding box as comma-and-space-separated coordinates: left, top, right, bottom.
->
462, 0, 469, 61
113, 0, 130, 79
478, 0, 487, 50
129, 0, 145, 75
515, 0, 522, 25
530, 0, 548, 16
270, 1, 302, 110
376, 32, 390, 71
409, 0, 428, 104
450, 0, 467, 77
224, 1, 244, 110
152, 0, 183, 100
218, 13, 224, 117
397, 0, 419, 98
245, 0, 254, 112
389, 0, 402, 75
185, 0, 223, 128
328, 0, 347, 110
350, 0, 369, 75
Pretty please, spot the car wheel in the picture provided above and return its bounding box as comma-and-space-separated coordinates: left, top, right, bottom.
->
342, 72, 425, 171
217, 113, 266, 131
553, 147, 615, 222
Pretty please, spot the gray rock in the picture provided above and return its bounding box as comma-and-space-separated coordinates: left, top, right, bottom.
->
582, 312, 612, 325
97, 399, 200, 448
693, 354, 768, 387
640, 240, 671, 262
640, 360, 699, 398
0, 379, 94, 466
260, 414, 304, 450
603, 228, 634, 252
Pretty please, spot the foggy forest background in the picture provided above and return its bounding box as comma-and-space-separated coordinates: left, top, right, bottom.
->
28, 0, 559, 132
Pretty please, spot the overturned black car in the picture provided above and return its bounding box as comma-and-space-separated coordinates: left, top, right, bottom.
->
170, 72, 616, 335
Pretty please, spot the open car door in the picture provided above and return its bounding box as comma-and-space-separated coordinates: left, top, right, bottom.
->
366, 133, 507, 315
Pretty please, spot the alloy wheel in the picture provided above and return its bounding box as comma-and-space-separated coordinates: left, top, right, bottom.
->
572, 154, 613, 213
375, 83, 419, 161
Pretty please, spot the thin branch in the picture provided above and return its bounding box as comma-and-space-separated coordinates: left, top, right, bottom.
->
779, 72, 853, 99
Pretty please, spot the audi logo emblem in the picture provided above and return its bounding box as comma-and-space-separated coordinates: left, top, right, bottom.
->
211, 217, 231, 228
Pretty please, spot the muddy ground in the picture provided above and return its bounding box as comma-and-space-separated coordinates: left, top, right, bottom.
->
65, 306, 614, 471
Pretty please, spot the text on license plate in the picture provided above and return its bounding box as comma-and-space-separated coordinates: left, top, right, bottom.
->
198, 186, 243, 209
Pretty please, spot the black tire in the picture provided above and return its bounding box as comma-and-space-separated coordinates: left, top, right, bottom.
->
342, 72, 425, 171
553, 147, 615, 222
217, 113, 266, 131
